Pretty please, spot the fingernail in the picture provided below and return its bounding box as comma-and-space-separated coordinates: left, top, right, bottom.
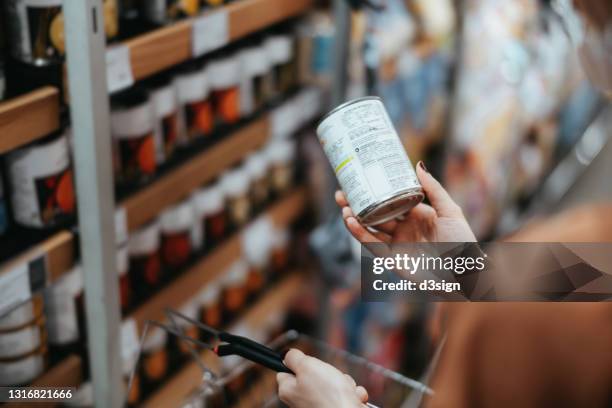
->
418, 161, 429, 173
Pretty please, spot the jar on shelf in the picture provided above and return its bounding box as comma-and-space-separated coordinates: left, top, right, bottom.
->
142, 0, 200, 25
147, 74, 181, 164
160, 200, 194, 271
5, 129, 75, 229
270, 228, 291, 277
265, 139, 296, 196
264, 34, 295, 97
208, 54, 241, 125
242, 227, 270, 300
3, 0, 118, 65
117, 245, 131, 313
175, 62, 213, 140
171, 300, 199, 356
140, 326, 168, 388
238, 45, 271, 116
198, 283, 221, 341
0, 295, 46, 361
128, 221, 162, 293
221, 260, 249, 321
43, 265, 83, 356
220, 169, 252, 229
111, 87, 157, 184
243, 152, 270, 211
191, 183, 226, 249
0, 344, 47, 386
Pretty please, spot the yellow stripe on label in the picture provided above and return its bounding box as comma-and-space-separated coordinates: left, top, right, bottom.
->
335, 156, 353, 173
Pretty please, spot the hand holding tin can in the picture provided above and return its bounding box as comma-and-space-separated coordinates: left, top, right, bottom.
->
317, 97, 424, 226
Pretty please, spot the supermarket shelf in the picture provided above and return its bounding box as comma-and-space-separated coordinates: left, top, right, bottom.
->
0, 87, 60, 154
126, 0, 314, 81
0, 231, 75, 307
121, 116, 269, 232
7, 355, 83, 408
142, 272, 304, 408
129, 186, 307, 331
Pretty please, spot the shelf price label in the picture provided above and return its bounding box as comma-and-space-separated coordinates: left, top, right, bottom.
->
192, 10, 229, 57
106, 45, 134, 94
0, 263, 31, 316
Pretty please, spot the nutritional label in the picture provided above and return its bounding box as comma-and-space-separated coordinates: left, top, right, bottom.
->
318, 98, 419, 215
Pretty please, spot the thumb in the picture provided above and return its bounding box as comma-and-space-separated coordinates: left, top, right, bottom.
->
416, 161, 462, 218
283, 348, 307, 373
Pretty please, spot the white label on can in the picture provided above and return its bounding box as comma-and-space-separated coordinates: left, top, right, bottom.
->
6, 136, 70, 228
0, 264, 31, 317
317, 98, 419, 215
0, 325, 41, 358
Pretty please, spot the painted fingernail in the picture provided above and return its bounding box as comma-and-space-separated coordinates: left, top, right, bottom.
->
418, 161, 429, 172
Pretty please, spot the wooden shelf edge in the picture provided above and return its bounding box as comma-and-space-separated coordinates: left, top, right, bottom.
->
0, 230, 74, 286
126, 0, 314, 81
142, 272, 304, 408
122, 116, 270, 232
0, 87, 60, 154
128, 187, 307, 332
32, 355, 83, 388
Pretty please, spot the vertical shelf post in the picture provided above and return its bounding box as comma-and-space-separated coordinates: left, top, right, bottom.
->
63, 0, 124, 406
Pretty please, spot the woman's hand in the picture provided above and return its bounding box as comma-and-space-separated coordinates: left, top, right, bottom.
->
277, 349, 369, 408
336, 161, 476, 243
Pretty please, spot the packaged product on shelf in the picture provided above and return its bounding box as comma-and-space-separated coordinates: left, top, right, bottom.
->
317, 97, 424, 226
191, 183, 226, 248
43, 265, 82, 355
140, 325, 168, 388
111, 87, 157, 184
208, 53, 242, 125
242, 222, 271, 299
0, 298, 45, 360
0, 173, 7, 235
270, 227, 290, 277
128, 221, 163, 292
171, 300, 199, 356
6, 130, 75, 228
142, 0, 200, 25
238, 45, 271, 116
265, 34, 295, 96
175, 62, 213, 140
159, 200, 194, 270
220, 168, 252, 228
147, 74, 181, 164
243, 152, 270, 211
221, 260, 249, 321
265, 139, 296, 196
3, 0, 118, 64
197, 283, 221, 340
117, 245, 131, 313
0, 344, 47, 386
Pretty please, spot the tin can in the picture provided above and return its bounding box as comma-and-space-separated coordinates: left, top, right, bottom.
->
317, 97, 423, 226
6, 131, 76, 229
